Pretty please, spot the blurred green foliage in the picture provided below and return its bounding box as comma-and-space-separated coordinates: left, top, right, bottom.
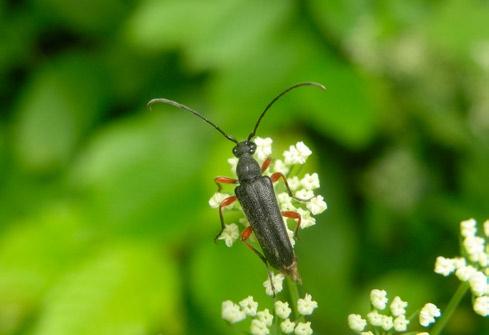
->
1, 0, 489, 334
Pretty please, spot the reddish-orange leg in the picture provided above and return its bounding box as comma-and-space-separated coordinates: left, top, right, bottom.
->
214, 176, 238, 191
241, 226, 276, 295
261, 158, 272, 173
282, 210, 302, 239
271, 172, 312, 201
215, 195, 237, 241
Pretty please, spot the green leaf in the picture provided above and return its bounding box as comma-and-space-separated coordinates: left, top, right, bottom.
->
12, 54, 107, 173
424, 0, 489, 61
32, 243, 183, 335
0, 202, 89, 334
124, 0, 240, 53
31, 0, 130, 34
70, 110, 207, 236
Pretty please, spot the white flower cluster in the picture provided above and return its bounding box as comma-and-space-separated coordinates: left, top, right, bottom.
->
348, 289, 441, 334
222, 292, 318, 335
209, 137, 327, 248
434, 218, 489, 317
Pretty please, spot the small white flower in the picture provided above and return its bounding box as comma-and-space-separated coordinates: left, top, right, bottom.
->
255, 137, 273, 161
370, 289, 388, 310
222, 300, 246, 323
296, 142, 312, 162
280, 319, 295, 334
469, 271, 489, 296
306, 195, 327, 215
275, 301, 292, 319
473, 296, 489, 316
452, 257, 466, 269
456, 264, 478, 282
256, 308, 273, 327
294, 321, 313, 335
284, 145, 301, 165
239, 296, 258, 316
284, 142, 312, 165
273, 159, 289, 175
348, 314, 367, 332
484, 219, 489, 237
301, 173, 320, 190
286, 226, 296, 247
367, 310, 383, 327
287, 176, 301, 191
434, 256, 456, 277
461, 218, 477, 237
416, 333, 429, 335
297, 293, 318, 315
297, 208, 316, 229
419, 303, 441, 327
296, 189, 314, 200
360, 332, 374, 335
277, 192, 295, 210
381, 315, 393, 331
218, 223, 240, 247
390, 296, 408, 317
250, 319, 269, 335
464, 236, 485, 261
209, 192, 230, 208
393, 315, 409, 331
263, 273, 285, 296
228, 157, 238, 171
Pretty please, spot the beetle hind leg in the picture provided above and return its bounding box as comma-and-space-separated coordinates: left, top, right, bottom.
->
241, 226, 277, 296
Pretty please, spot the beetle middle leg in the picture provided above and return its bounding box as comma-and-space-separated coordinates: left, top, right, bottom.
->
215, 195, 237, 241
241, 226, 276, 296
282, 210, 302, 239
271, 172, 312, 201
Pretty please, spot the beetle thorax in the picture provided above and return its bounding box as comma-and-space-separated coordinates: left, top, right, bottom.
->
236, 154, 261, 182
232, 140, 260, 182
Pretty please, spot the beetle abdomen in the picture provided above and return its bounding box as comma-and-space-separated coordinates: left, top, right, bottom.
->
235, 176, 295, 270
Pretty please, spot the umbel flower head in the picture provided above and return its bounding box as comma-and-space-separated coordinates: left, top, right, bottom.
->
434, 218, 489, 317
348, 289, 441, 334
209, 137, 327, 249
222, 289, 318, 335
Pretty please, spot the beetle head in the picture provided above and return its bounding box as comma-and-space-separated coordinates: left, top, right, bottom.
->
232, 140, 257, 158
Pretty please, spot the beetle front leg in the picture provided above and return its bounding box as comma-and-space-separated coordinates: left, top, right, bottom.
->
214, 176, 238, 192
271, 172, 312, 201
261, 158, 272, 173
282, 210, 302, 239
215, 195, 237, 241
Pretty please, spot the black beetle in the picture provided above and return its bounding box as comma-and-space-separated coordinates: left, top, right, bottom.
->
148, 82, 325, 282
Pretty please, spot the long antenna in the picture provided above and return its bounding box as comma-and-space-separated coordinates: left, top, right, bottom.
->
147, 98, 238, 144
247, 82, 326, 141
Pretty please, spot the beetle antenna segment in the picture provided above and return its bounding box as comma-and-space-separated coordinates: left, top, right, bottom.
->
147, 98, 238, 144
247, 82, 326, 141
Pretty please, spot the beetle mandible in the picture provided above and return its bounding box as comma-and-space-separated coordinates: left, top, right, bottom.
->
148, 82, 325, 283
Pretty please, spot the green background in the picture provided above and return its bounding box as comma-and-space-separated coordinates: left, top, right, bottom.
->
1, 0, 489, 334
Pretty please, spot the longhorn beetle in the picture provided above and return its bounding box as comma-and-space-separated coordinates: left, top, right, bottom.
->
148, 82, 325, 283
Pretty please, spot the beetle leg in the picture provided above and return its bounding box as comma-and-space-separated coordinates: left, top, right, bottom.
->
241, 226, 276, 296
214, 176, 238, 191
271, 172, 312, 201
261, 158, 272, 173
215, 195, 237, 241
282, 210, 302, 239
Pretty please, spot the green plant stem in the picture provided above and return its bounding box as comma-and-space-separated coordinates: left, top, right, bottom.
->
287, 277, 301, 319
430, 282, 470, 335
